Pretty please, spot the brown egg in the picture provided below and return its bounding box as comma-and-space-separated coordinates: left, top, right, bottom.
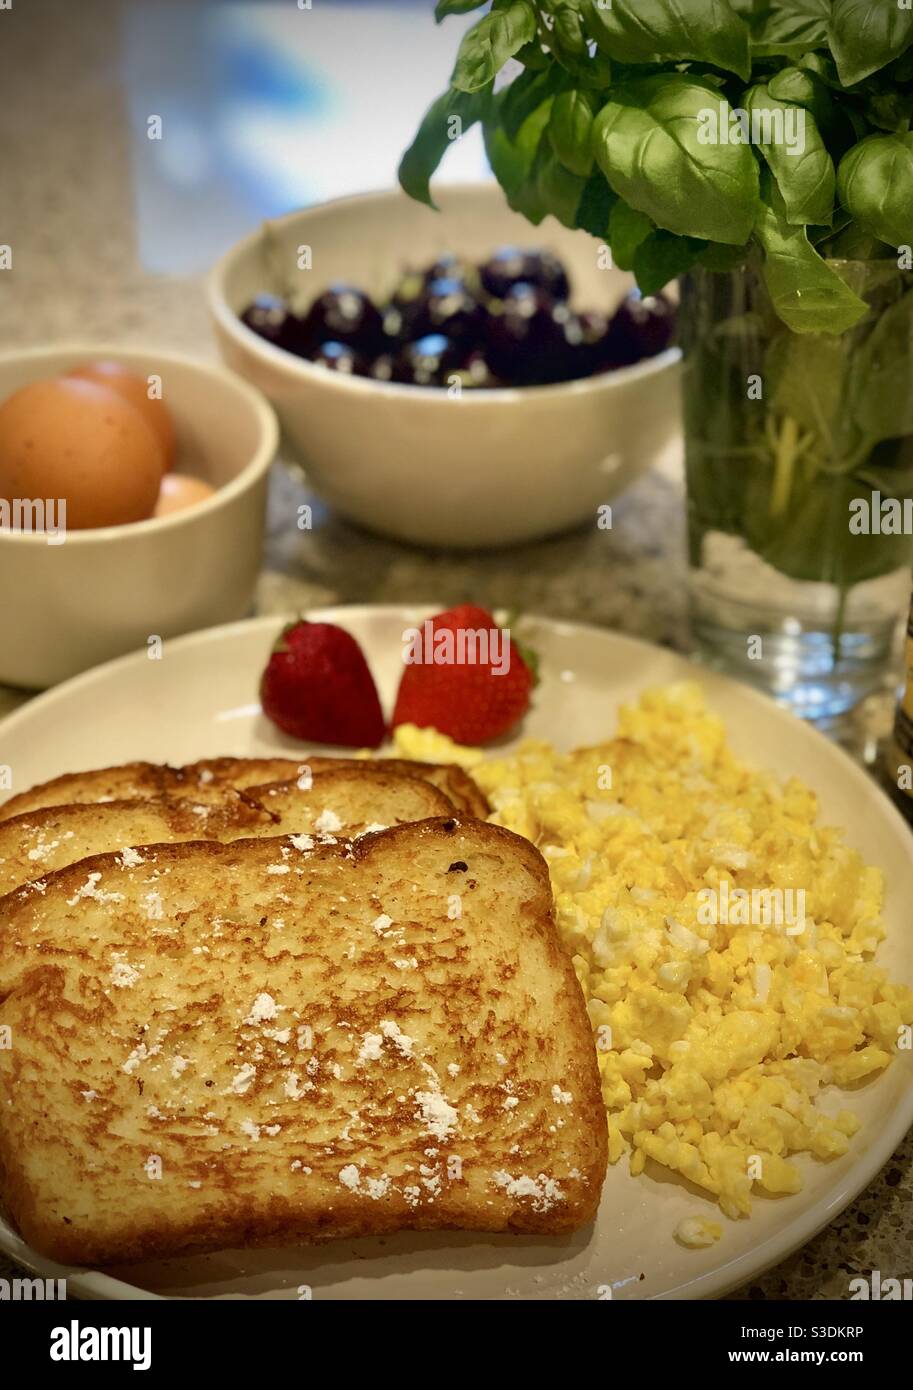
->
0, 378, 163, 529
66, 360, 176, 473
153, 473, 216, 518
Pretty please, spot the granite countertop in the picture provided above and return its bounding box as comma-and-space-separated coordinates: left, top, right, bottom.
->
0, 0, 910, 1301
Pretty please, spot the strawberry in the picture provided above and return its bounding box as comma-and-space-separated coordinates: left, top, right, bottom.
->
392, 603, 534, 745
260, 620, 385, 747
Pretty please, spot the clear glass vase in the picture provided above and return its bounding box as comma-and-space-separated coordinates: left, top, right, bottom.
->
679, 261, 913, 722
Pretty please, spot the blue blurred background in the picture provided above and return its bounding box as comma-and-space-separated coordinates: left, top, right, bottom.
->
125, 0, 489, 272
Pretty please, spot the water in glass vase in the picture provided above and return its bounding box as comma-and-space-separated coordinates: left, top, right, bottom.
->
680, 262, 913, 722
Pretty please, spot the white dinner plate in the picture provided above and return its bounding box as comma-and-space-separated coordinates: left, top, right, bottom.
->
1, 607, 911, 1301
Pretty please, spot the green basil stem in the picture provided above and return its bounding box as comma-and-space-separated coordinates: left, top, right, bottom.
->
768, 415, 800, 518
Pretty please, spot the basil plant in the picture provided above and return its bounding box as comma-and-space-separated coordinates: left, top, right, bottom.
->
400, 0, 913, 336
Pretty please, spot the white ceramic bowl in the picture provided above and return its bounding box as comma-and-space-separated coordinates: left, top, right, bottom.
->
208, 182, 682, 549
0, 346, 278, 689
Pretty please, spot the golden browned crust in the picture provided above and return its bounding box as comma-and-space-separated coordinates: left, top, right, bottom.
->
246, 766, 455, 820
303, 759, 490, 818
0, 797, 273, 896
0, 757, 489, 822
0, 771, 456, 898
0, 819, 605, 1264
0, 762, 168, 821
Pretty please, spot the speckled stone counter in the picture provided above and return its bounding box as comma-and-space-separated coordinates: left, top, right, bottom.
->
0, 0, 910, 1301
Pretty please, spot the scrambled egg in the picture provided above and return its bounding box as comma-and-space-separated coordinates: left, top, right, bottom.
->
394, 684, 913, 1220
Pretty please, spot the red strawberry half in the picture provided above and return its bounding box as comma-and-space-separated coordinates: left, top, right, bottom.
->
260, 620, 385, 747
392, 603, 534, 745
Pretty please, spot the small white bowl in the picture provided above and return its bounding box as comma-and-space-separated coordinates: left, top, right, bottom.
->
208, 182, 682, 549
0, 346, 278, 689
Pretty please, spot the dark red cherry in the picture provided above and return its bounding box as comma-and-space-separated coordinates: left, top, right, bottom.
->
604, 290, 676, 367
302, 285, 385, 355
406, 277, 486, 351
239, 295, 306, 355
484, 284, 576, 385
423, 253, 474, 285
391, 334, 465, 387
479, 247, 570, 302
308, 341, 369, 376
565, 310, 614, 378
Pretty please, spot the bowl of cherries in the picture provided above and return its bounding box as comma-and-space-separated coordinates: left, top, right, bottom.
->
208, 183, 682, 548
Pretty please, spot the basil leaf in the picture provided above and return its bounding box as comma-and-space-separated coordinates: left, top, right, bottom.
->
484, 89, 554, 222
501, 64, 564, 140
743, 83, 835, 225
798, 51, 844, 89
829, 0, 913, 86
837, 135, 913, 248
744, 464, 912, 587
767, 65, 838, 131
750, 0, 830, 59
822, 220, 893, 259
548, 87, 596, 175
766, 329, 849, 444
451, 0, 539, 92
808, 205, 852, 245
865, 87, 913, 134
893, 47, 913, 82
490, 138, 552, 225
755, 187, 869, 334
537, 148, 588, 224
517, 127, 565, 224
584, 0, 750, 79
551, 4, 613, 85
698, 241, 751, 271
435, 0, 489, 20
767, 66, 820, 106
849, 287, 913, 446
551, 3, 587, 59
609, 200, 654, 270
633, 230, 707, 295
515, 39, 553, 70
575, 170, 617, 236
767, 63, 859, 158
593, 75, 761, 244
398, 87, 486, 208
586, 0, 750, 79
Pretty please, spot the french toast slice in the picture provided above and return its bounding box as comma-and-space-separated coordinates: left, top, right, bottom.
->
0, 820, 606, 1265
0, 760, 292, 822
0, 769, 454, 897
0, 756, 488, 821
302, 758, 489, 818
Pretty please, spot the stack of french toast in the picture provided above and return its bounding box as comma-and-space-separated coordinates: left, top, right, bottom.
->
0, 755, 606, 1267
